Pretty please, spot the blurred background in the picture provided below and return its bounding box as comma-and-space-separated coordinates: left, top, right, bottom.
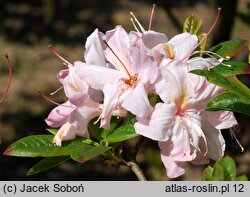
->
0, 0, 249, 181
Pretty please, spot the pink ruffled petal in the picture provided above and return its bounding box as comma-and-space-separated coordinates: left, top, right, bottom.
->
74, 61, 122, 90
84, 29, 106, 65
121, 82, 152, 118
53, 121, 87, 146
45, 101, 75, 128
63, 66, 89, 99
57, 69, 69, 84
168, 32, 198, 61
187, 57, 222, 71
129, 32, 158, 84
205, 111, 238, 130
105, 26, 132, 76
134, 102, 176, 141
155, 60, 194, 105
100, 84, 122, 128
142, 30, 168, 50
158, 141, 186, 178
201, 113, 226, 161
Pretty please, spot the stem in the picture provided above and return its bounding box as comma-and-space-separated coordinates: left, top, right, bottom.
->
124, 161, 147, 181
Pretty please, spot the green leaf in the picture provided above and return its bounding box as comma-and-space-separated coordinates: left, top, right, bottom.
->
4, 135, 111, 162
207, 92, 250, 116
212, 163, 225, 181
101, 122, 117, 139
191, 69, 250, 102
218, 156, 237, 180
234, 175, 248, 181
198, 33, 207, 55
202, 156, 248, 181
88, 117, 118, 141
202, 166, 214, 181
70, 145, 111, 163
102, 124, 138, 143
46, 128, 57, 135
88, 118, 104, 141
209, 39, 247, 59
183, 15, 202, 35
211, 61, 250, 77
27, 156, 70, 176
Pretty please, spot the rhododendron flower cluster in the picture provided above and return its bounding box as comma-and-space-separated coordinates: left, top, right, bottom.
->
45, 9, 238, 178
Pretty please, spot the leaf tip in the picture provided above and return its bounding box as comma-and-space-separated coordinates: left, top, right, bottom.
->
3, 146, 13, 156
76, 156, 85, 163
244, 65, 250, 74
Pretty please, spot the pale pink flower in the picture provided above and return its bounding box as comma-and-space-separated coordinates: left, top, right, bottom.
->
74, 26, 158, 127
135, 61, 237, 178
46, 97, 102, 146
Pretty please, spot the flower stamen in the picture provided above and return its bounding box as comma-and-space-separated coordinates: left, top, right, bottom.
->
148, 4, 156, 31
230, 126, 244, 152
38, 89, 72, 108
50, 86, 64, 95
48, 45, 72, 65
130, 12, 145, 32
104, 41, 132, 80
0, 54, 12, 104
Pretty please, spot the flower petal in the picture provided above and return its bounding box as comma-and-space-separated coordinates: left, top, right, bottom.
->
45, 101, 75, 128
158, 141, 186, 178
186, 57, 222, 71
74, 61, 122, 90
62, 66, 89, 99
134, 102, 176, 141
105, 26, 132, 76
100, 84, 122, 128
57, 69, 69, 84
168, 32, 198, 61
204, 111, 238, 130
84, 29, 106, 65
155, 61, 194, 106
129, 32, 158, 84
69, 98, 102, 132
142, 30, 168, 49
53, 121, 87, 146
169, 115, 199, 162
121, 81, 152, 118
201, 114, 226, 161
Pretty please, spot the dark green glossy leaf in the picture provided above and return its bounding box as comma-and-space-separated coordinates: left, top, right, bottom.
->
210, 39, 247, 59
212, 61, 250, 77
88, 117, 118, 141
102, 125, 138, 143
4, 135, 111, 162
27, 156, 70, 176
202, 156, 248, 181
71, 145, 111, 163
101, 122, 117, 139
88, 118, 103, 141
183, 15, 202, 35
191, 70, 250, 101
207, 92, 250, 116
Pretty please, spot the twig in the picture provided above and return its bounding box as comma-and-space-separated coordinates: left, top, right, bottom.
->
124, 160, 147, 181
